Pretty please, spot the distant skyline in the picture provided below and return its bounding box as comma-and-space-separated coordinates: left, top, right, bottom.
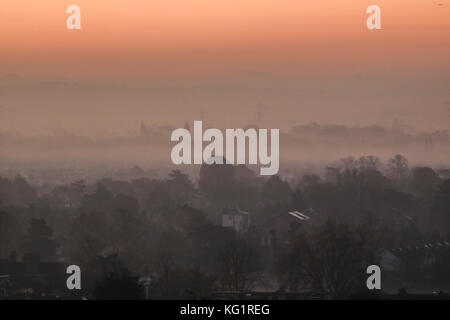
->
0, 0, 449, 135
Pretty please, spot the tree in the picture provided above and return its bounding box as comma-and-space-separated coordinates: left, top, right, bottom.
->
80, 184, 114, 212
0, 211, 12, 259
71, 179, 86, 194
431, 248, 450, 290
431, 179, 450, 231
358, 155, 381, 172
215, 238, 263, 291
302, 174, 321, 188
199, 160, 237, 206
412, 167, 441, 196
93, 268, 143, 300
277, 221, 374, 297
70, 210, 108, 277
388, 154, 409, 182
291, 185, 307, 210
339, 156, 358, 171
150, 266, 215, 299
0, 175, 38, 206
21, 218, 58, 262
262, 175, 292, 206
166, 169, 196, 207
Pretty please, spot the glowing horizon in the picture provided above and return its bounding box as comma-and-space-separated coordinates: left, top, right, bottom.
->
0, 0, 449, 79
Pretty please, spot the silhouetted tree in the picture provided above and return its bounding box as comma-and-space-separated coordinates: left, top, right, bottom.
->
150, 266, 215, 299
431, 179, 450, 231
432, 248, 450, 290
94, 268, 143, 300
215, 238, 263, 291
302, 174, 321, 188
80, 184, 114, 212
21, 218, 58, 262
166, 169, 196, 207
412, 167, 441, 196
388, 154, 409, 182
358, 155, 381, 172
70, 210, 108, 277
199, 161, 237, 206
262, 175, 291, 206
278, 221, 374, 297
291, 185, 307, 210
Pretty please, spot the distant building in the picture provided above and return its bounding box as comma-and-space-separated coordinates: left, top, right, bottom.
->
221, 207, 250, 233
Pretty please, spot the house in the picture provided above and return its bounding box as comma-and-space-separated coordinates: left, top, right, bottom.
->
221, 207, 250, 233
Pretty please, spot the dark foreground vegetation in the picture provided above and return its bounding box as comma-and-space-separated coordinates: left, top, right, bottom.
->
1, 154, 450, 299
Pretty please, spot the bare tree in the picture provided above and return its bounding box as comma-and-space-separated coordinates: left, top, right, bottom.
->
388, 154, 409, 181
278, 221, 374, 297
216, 238, 263, 292
358, 155, 381, 172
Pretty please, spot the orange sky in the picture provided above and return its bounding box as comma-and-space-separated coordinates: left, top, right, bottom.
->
1, 0, 449, 79
0, 1, 449, 136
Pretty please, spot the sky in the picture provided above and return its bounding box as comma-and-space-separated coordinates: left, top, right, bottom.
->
0, 0, 449, 135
